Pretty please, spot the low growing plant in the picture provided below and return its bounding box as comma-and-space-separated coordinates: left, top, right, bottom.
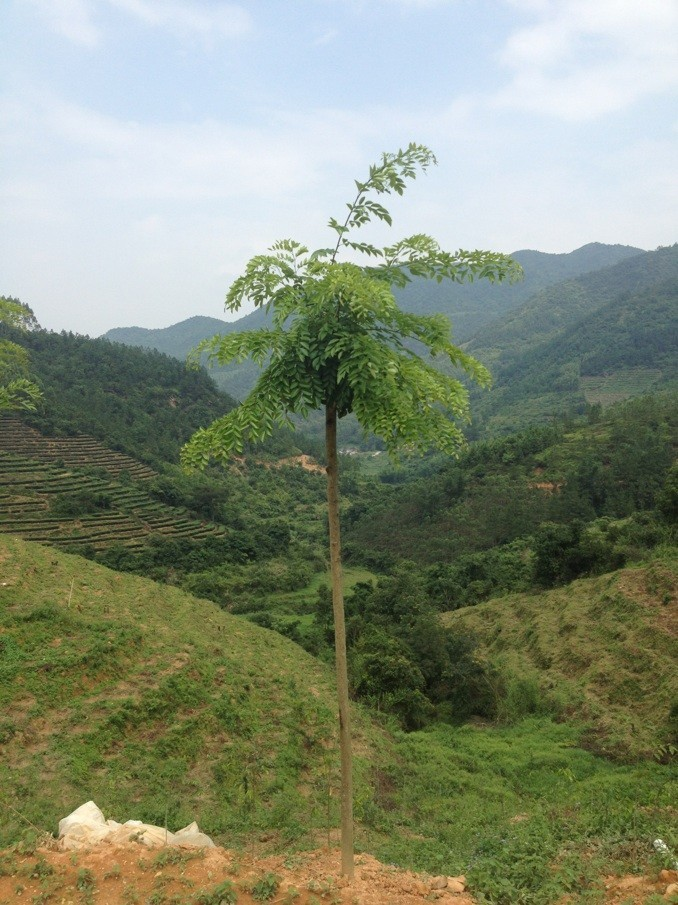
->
194, 878, 238, 905
250, 872, 280, 902
76, 867, 96, 904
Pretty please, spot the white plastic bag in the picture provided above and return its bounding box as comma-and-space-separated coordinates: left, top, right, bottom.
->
58, 801, 111, 850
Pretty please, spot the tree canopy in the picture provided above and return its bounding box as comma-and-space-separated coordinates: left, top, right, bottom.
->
182, 144, 522, 469
0, 297, 41, 412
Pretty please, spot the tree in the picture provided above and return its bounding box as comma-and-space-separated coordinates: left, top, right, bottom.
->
0, 297, 41, 412
182, 144, 521, 876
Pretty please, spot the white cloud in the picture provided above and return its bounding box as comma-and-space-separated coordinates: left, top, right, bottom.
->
35, 102, 343, 203
105, 0, 253, 41
379, 0, 453, 5
26, 0, 101, 47
132, 213, 165, 237
26, 0, 252, 46
325, 0, 457, 8
312, 26, 339, 46
0, 90, 397, 222
0, 88, 437, 333
494, 0, 678, 120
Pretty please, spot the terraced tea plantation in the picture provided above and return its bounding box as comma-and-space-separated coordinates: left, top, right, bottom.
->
581, 367, 664, 407
0, 416, 225, 550
0, 416, 156, 478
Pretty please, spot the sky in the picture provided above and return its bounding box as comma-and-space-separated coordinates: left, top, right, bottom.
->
1, 0, 677, 337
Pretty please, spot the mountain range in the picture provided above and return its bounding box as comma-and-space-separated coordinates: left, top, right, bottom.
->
105, 243, 644, 356
104, 242, 677, 436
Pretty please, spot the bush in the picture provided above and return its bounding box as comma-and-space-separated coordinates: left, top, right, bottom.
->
309, 571, 499, 730
495, 675, 544, 724
50, 491, 112, 517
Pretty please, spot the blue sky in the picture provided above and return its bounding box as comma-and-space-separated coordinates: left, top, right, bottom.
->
1, 0, 676, 336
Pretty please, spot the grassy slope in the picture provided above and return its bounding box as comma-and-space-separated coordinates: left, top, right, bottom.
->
2, 536, 677, 903
0, 533, 365, 848
445, 554, 678, 759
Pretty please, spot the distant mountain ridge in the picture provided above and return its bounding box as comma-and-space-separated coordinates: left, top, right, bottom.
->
393, 242, 644, 338
106, 315, 234, 360
104, 243, 644, 399
468, 244, 678, 430
468, 244, 678, 367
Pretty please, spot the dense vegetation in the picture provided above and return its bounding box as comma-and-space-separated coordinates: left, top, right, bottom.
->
0, 415, 329, 600
167, 394, 676, 736
107, 309, 270, 402
0, 296, 42, 412
468, 244, 678, 432
345, 394, 675, 571
1, 310, 676, 737
0, 324, 238, 467
468, 244, 678, 369
447, 552, 678, 759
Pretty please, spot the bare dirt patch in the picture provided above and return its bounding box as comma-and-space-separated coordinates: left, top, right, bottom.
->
529, 481, 562, 493
0, 844, 475, 905
599, 869, 678, 903
276, 455, 326, 474
2, 844, 676, 904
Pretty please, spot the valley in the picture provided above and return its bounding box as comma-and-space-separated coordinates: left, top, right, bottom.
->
0, 239, 677, 903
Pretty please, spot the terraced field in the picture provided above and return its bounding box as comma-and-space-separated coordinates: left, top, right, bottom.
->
0, 416, 225, 550
581, 367, 664, 406
0, 416, 156, 478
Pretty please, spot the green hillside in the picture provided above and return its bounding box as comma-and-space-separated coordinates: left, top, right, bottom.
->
0, 411, 332, 605
0, 416, 229, 551
106, 311, 270, 401
468, 245, 678, 365
99, 244, 672, 444
0, 533, 344, 848
2, 535, 677, 904
446, 556, 678, 759
394, 241, 642, 339
471, 265, 678, 431
0, 415, 156, 480
0, 310, 335, 602
1, 275, 676, 902
344, 393, 676, 569
105, 315, 237, 359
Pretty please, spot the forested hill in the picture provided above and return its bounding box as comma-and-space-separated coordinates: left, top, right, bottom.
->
106, 310, 269, 400
391, 241, 643, 337
103, 243, 643, 399
468, 244, 678, 431
468, 243, 678, 369
343, 392, 677, 575
0, 326, 237, 466
106, 314, 254, 360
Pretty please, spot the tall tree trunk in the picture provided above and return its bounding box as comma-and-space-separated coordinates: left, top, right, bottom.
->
325, 402, 354, 879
